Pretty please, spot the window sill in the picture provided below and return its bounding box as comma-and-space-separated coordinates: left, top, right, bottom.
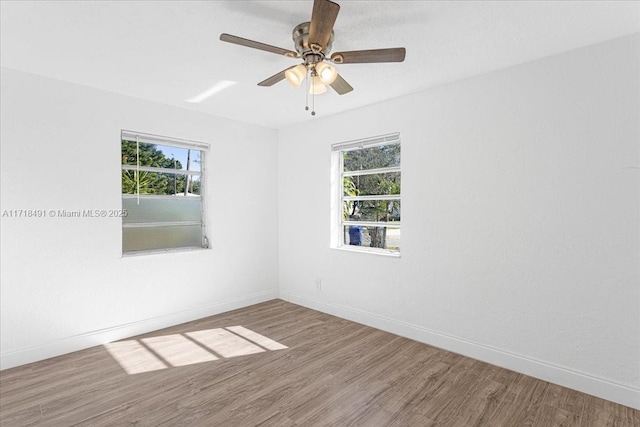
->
122, 246, 209, 257
332, 245, 401, 258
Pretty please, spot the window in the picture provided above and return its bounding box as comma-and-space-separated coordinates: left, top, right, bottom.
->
332, 133, 401, 255
121, 130, 209, 255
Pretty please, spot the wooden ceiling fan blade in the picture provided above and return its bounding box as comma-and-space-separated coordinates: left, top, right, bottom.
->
308, 0, 340, 52
257, 66, 296, 87
220, 33, 298, 58
331, 48, 406, 64
329, 74, 353, 95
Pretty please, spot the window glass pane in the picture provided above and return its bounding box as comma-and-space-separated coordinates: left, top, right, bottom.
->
185, 175, 201, 196
123, 225, 202, 253
343, 144, 400, 172
121, 170, 166, 195
344, 172, 400, 197
343, 226, 400, 251
345, 200, 401, 223
122, 141, 201, 172
121, 140, 140, 166
122, 171, 200, 196
123, 198, 202, 224
155, 144, 201, 172
165, 174, 202, 196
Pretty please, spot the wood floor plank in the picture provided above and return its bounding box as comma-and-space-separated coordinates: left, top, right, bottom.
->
580, 393, 639, 427
1, 299, 638, 426
532, 404, 582, 427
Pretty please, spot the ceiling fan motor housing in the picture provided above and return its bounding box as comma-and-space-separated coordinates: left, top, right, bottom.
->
292, 22, 334, 65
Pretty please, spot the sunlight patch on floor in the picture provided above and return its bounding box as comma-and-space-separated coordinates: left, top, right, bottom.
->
142, 334, 218, 366
186, 328, 265, 358
104, 326, 287, 375
104, 340, 168, 375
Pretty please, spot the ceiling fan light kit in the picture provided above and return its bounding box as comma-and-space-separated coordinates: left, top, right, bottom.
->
315, 62, 338, 85
309, 74, 328, 95
220, 0, 406, 116
285, 64, 307, 88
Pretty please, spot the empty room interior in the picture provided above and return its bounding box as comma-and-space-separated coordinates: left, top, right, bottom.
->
1, 1, 639, 425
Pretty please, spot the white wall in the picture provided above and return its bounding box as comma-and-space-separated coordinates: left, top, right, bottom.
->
278, 33, 640, 408
2, 33, 638, 408
0, 68, 279, 369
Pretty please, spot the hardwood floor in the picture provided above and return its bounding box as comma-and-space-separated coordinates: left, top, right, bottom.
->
1, 300, 638, 426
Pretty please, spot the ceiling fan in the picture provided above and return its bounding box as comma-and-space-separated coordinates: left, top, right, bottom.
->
220, 0, 406, 115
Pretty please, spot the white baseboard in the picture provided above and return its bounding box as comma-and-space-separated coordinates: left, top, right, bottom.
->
0, 290, 278, 371
280, 291, 640, 410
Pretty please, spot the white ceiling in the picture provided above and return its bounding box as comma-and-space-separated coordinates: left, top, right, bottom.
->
1, 1, 639, 129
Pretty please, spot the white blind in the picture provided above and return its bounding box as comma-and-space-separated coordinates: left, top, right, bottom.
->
331, 132, 400, 152
121, 130, 210, 151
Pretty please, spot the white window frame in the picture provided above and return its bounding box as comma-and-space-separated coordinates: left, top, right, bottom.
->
121, 130, 209, 256
331, 133, 401, 256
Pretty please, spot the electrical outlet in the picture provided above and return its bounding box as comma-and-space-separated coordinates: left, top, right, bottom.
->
315, 278, 322, 291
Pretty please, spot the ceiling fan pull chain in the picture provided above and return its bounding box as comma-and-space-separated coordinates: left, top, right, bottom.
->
305, 68, 310, 112
311, 68, 316, 116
